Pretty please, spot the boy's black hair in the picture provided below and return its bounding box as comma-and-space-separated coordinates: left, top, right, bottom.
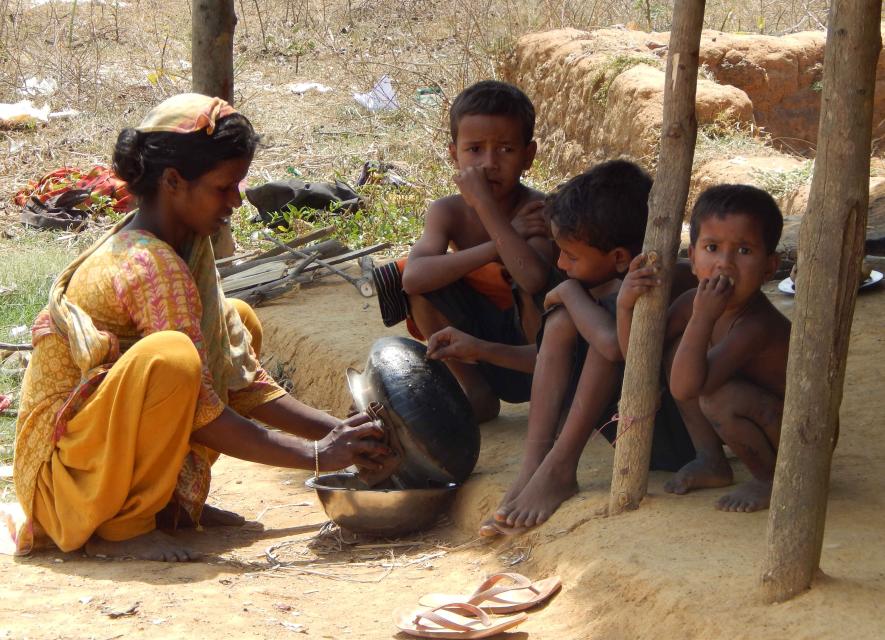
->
449, 80, 535, 144
112, 113, 259, 203
689, 184, 783, 254
547, 159, 652, 256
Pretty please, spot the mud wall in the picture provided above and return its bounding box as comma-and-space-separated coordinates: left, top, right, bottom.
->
501, 27, 885, 175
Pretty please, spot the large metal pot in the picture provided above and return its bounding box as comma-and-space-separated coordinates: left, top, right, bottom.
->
346, 336, 479, 487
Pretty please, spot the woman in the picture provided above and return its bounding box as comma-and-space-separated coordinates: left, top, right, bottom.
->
6, 94, 390, 561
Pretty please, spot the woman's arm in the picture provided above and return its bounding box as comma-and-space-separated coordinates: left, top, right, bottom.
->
192, 407, 389, 471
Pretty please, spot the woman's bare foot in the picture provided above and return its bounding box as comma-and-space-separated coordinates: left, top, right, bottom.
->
199, 504, 247, 527
156, 503, 246, 529
664, 456, 734, 495
85, 530, 201, 562
495, 455, 578, 530
716, 479, 772, 512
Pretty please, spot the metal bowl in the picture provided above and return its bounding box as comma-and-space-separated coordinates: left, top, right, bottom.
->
306, 472, 458, 536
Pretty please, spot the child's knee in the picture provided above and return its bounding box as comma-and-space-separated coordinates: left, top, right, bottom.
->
698, 385, 735, 426
542, 306, 576, 345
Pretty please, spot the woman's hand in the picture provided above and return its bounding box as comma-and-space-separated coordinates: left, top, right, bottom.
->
317, 414, 392, 471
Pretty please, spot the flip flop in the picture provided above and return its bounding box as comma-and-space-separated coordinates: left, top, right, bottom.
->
394, 602, 527, 639
418, 572, 562, 614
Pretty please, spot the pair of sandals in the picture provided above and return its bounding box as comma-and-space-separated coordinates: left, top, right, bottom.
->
394, 572, 561, 638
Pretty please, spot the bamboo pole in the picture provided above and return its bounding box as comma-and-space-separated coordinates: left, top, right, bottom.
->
761, 0, 881, 604
608, 0, 705, 514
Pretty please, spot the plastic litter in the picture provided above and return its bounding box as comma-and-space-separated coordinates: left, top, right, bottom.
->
0, 101, 49, 128
288, 82, 332, 95
353, 75, 399, 111
19, 77, 57, 96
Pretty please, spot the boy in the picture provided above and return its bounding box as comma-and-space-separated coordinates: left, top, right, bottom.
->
401, 80, 555, 423
618, 184, 789, 512
488, 160, 696, 535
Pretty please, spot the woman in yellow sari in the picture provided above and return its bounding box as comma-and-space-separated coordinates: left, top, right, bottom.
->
6, 94, 390, 561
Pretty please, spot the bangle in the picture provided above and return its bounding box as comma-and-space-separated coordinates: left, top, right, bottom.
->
314, 440, 320, 479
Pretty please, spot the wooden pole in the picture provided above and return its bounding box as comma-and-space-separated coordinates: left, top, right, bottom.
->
608, 0, 705, 514
192, 0, 237, 258
761, 0, 881, 604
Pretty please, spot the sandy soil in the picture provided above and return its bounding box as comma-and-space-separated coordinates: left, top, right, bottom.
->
2, 277, 884, 639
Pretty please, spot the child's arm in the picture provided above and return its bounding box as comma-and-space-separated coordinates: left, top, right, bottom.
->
545, 279, 621, 362
426, 326, 537, 373
456, 167, 553, 294
669, 276, 766, 401
401, 200, 498, 295
616, 254, 692, 356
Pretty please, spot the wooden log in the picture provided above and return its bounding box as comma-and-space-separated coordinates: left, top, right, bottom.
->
608, 0, 705, 514
761, 0, 882, 604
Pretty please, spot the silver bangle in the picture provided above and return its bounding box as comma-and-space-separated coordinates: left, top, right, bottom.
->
314, 440, 320, 479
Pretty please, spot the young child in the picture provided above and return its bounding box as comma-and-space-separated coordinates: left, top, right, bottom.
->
618, 184, 789, 513
401, 80, 555, 423
488, 160, 696, 535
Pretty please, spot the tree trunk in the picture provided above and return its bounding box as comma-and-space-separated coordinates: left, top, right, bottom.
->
608, 0, 705, 514
192, 0, 237, 258
761, 0, 881, 604
191, 0, 235, 102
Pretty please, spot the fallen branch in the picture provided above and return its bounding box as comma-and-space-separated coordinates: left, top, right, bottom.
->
0, 342, 32, 351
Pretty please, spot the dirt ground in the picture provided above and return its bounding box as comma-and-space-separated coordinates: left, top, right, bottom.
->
2, 277, 884, 639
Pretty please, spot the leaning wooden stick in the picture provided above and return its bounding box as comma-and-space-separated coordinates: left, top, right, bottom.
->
761, 0, 881, 604
608, 0, 705, 515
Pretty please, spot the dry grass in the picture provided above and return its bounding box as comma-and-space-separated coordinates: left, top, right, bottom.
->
0, 0, 832, 226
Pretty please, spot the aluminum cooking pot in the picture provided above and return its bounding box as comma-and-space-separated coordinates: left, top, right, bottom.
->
346, 336, 479, 487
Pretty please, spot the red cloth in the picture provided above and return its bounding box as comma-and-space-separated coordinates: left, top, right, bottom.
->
14, 166, 133, 213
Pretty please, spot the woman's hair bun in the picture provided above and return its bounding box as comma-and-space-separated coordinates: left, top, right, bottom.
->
112, 128, 145, 190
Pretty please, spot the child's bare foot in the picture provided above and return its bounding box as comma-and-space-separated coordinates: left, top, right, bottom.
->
715, 479, 772, 512
479, 456, 547, 536
664, 456, 733, 495
85, 530, 202, 562
495, 456, 578, 529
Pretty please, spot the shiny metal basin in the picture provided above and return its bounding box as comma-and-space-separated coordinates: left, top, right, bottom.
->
306, 472, 458, 536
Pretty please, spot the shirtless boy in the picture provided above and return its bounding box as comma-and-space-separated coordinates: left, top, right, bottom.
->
402, 80, 555, 423
488, 161, 695, 534
618, 184, 790, 512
